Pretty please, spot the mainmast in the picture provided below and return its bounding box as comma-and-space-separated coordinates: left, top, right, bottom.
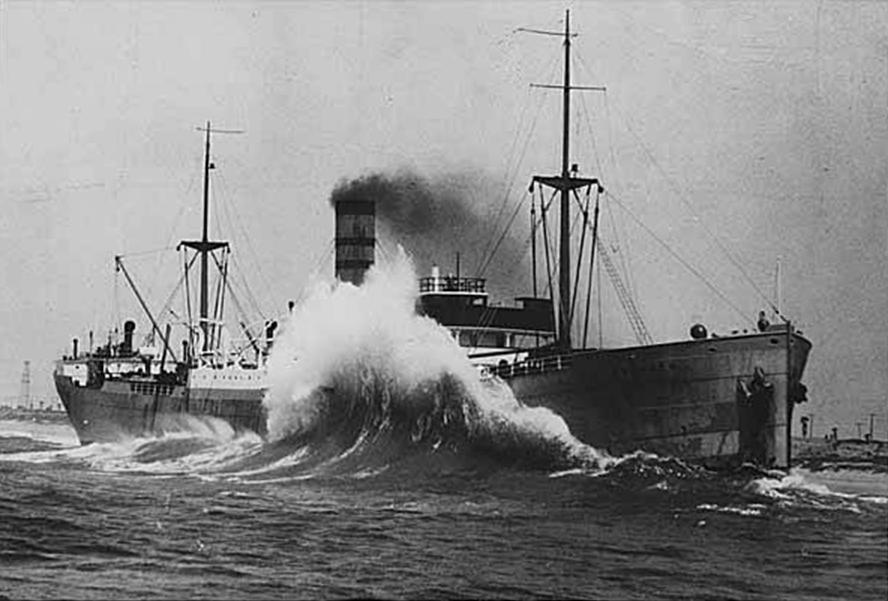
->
528, 10, 604, 349
558, 11, 572, 349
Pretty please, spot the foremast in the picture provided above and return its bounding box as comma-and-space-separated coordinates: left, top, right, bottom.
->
179, 122, 231, 360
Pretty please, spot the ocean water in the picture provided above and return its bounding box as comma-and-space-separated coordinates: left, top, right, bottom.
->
1, 418, 886, 601
2, 255, 886, 600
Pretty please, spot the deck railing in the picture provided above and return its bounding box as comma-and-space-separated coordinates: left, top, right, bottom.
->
419, 276, 487, 294
487, 353, 574, 379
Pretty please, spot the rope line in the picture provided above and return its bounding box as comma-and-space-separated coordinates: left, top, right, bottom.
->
612, 104, 779, 316
604, 190, 751, 324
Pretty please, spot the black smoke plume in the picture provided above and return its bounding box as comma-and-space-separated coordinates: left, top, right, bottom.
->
329, 169, 529, 299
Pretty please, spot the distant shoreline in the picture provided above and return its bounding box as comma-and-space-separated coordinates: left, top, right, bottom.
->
0, 407, 70, 424
793, 436, 888, 471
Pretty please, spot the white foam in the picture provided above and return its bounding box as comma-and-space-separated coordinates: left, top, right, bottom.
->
549, 467, 586, 479
262, 249, 614, 472
0, 418, 80, 447
225, 445, 311, 478
697, 503, 765, 517
350, 465, 390, 479
748, 467, 888, 507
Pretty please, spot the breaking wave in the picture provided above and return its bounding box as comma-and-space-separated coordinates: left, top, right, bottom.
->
5, 251, 885, 512
258, 249, 613, 478
746, 467, 888, 507
0, 252, 616, 481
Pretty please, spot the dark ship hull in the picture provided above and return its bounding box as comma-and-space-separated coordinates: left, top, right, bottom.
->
457, 11, 816, 469
53, 122, 276, 446
53, 372, 266, 445
494, 329, 811, 468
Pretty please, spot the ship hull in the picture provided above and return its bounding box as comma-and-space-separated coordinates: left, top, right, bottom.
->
54, 374, 266, 445
498, 330, 811, 468
55, 330, 811, 468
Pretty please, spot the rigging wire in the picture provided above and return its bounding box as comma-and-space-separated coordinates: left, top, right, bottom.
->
374, 236, 397, 268
214, 172, 255, 315
212, 187, 266, 318
228, 252, 265, 319
582, 201, 596, 348
210, 248, 228, 350
153, 254, 197, 329
209, 250, 234, 317
476, 94, 548, 273
477, 191, 527, 277
476, 47, 563, 274
478, 45, 562, 262
154, 152, 204, 305
573, 53, 640, 302
215, 169, 276, 311
601, 191, 635, 305
575, 49, 770, 321
573, 53, 607, 176
540, 187, 555, 300
573, 52, 642, 309
577, 92, 604, 177
154, 153, 202, 280
182, 247, 194, 354
597, 246, 604, 348
604, 189, 752, 324
210, 251, 255, 350
115, 246, 178, 259
195, 169, 263, 319
609, 101, 780, 317
477, 82, 535, 264
287, 239, 336, 309
489, 185, 552, 296
569, 187, 591, 324
573, 50, 653, 338
492, 185, 586, 319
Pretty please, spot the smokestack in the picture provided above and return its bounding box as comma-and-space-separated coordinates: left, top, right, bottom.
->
335, 199, 375, 286
122, 320, 136, 355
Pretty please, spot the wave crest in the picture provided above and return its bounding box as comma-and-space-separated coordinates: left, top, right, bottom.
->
262, 250, 612, 474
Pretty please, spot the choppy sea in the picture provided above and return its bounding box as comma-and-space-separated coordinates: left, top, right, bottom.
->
1, 416, 886, 601
3, 258, 886, 600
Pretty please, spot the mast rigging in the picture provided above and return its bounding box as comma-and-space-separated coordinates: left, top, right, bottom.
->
525, 10, 605, 349
178, 122, 241, 357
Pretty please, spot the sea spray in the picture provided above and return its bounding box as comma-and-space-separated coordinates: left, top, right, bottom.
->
262, 250, 613, 472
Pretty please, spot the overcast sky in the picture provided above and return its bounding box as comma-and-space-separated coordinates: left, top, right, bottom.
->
1, 1, 885, 435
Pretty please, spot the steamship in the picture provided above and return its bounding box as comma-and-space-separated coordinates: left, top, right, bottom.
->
431, 11, 812, 468
54, 124, 271, 444
56, 13, 811, 467
395, 12, 809, 468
